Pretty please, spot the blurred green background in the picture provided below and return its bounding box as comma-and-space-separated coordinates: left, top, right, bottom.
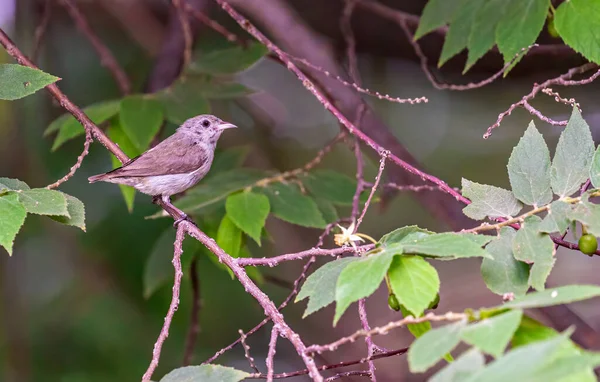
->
1, 1, 600, 381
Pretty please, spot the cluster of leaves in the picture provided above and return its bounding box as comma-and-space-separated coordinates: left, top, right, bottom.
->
0, 178, 85, 255
416, 0, 600, 73
462, 107, 600, 296
411, 285, 600, 381
143, 145, 368, 297
44, 37, 268, 211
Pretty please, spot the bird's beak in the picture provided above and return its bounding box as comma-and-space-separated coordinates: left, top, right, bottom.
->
218, 122, 237, 130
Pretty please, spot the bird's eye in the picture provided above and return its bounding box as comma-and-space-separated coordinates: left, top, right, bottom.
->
201, 119, 210, 128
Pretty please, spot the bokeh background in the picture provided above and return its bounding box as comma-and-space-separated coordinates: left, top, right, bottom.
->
1, 1, 600, 381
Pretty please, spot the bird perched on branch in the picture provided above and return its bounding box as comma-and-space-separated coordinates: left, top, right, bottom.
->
89, 114, 236, 224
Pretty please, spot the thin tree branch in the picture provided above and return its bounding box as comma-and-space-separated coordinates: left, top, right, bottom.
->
266, 326, 279, 382
239, 329, 260, 373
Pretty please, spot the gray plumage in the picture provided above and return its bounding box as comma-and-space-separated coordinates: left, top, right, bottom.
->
89, 114, 236, 200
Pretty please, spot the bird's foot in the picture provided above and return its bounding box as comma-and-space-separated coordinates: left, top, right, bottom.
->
173, 213, 192, 227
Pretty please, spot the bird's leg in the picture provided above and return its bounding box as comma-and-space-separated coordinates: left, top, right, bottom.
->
159, 194, 191, 227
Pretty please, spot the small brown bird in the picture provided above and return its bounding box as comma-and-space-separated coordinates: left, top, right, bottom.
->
89, 114, 236, 223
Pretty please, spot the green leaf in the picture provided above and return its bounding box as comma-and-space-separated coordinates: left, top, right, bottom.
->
502, 284, 600, 310
461, 310, 523, 358
160, 365, 250, 382
481, 227, 529, 296
46, 100, 120, 151
465, 0, 508, 71
507, 122, 553, 207
512, 216, 556, 291
225, 191, 269, 245
460, 232, 494, 247
590, 146, 600, 189
567, 194, 600, 237
315, 198, 338, 223
408, 320, 467, 373
119, 96, 164, 151
143, 229, 200, 298
414, 0, 461, 40
554, 0, 600, 65
263, 183, 326, 228
402, 232, 492, 260
0, 64, 59, 100
388, 255, 440, 316
217, 215, 242, 259
155, 78, 210, 125
379, 225, 433, 246
464, 328, 572, 382
0, 177, 30, 191
17, 189, 68, 216
107, 124, 140, 212
170, 169, 270, 216
538, 200, 571, 234
193, 77, 255, 99
296, 257, 358, 318
438, 0, 482, 67
334, 251, 394, 324
301, 170, 358, 205
429, 348, 485, 382
462, 179, 522, 220
192, 41, 268, 75
495, 0, 549, 63
0, 193, 27, 255
208, 146, 250, 176
401, 305, 433, 338
551, 107, 595, 198
49, 194, 86, 231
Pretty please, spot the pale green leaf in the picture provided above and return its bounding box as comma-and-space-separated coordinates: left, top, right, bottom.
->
49, 194, 86, 231
590, 146, 600, 189
225, 191, 269, 245
507, 122, 552, 207
408, 320, 467, 373
301, 170, 358, 206
538, 201, 571, 234
0, 64, 59, 100
481, 227, 530, 296
296, 257, 358, 318
388, 255, 440, 317
554, 0, 600, 65
462, 179, 522, 220
315, 198, 338, 223
429, 348, 485, 382
460, 232, 494, 247
503, 284, 600, 310
334, 251, 394, 324
512, 216, 555, 291
263, 183, 326, 228
379, 225, 433, 246
567, 195, 600, 237
414, 0, 461, 40
464, 328, 572, 382
160, 365, 250, 382
0, 193, 26, 255
401, 305, 433, 339
439, 0, 483, 67
551, 107, 595, 198
0, 177, 30, 191
119, 96, 164, 151
461, 310, 523, 358
17, 189, 68, 216
155, 78, 210, 125
496, 0, 550, 62
402, 232, 492, 260
465, 0, 508, 72
217, 215, 242, 259
46, 100, 120, 151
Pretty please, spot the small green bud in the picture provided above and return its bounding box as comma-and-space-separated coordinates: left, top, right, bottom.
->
427, 293, 440, 310
578, 234, 597, 256
388, 293, 401, 311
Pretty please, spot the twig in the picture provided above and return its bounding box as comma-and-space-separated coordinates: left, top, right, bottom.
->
182, 258, 202, 366
522, 101, 567, 126
355, 152, 387, 230
32, 0, 52, 61
248, 347, 408, 379
142, 223, 186, 382
326, 371, 372, 381
236, 245, 372, 267
306, 312, 467, 354
239, 329, 260, 373
542, 88, 581, 110
183, 1, 239, 42
45, 129, 92, 189
377, 183, 458, 193
266, 326, 279, 382
357, 299, 376, 381
216, 0, 469, 206
58, 0, 131, 95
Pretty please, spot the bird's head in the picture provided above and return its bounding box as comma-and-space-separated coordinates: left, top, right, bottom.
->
179, 114, 237, 144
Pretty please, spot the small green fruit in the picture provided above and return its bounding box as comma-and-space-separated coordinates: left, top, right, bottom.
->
388, 293, 401, 311
547, 18, 559, 38
578, 234, 597, 256
428, 293, 440, 310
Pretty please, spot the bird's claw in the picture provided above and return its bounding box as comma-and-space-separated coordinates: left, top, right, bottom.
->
173, 213, 191, 227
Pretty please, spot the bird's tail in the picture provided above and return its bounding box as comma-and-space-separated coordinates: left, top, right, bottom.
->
88, 174, 107, 183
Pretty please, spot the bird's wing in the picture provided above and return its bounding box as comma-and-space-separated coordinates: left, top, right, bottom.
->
104, 133, 212, 178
